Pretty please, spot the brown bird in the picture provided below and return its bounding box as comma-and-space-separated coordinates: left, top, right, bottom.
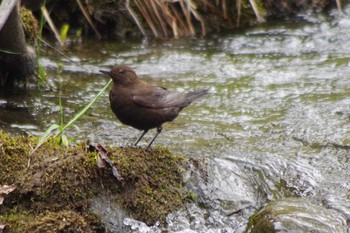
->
100, 65, 208, 149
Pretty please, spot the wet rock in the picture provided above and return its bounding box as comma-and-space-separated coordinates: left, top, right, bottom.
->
0, 0, 36, 86
248, 198, 348, 233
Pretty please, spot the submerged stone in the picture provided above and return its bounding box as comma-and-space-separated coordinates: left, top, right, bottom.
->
248, 197, 348, 233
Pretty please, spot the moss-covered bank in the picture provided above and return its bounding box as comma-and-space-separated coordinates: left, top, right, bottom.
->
0, 131, 193, 232
24, 0, 340, 39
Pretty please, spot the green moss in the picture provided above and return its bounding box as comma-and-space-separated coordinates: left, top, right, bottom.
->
98, 146, 191, 225
0, 210, 101, 233
17, 149, 94, 211
247, 207, 275, 233
0, 131, 193, 230
0, 133, 35, 184
28, 210, 92, 232
20, 7, 38, 45
0, 210, 35, 232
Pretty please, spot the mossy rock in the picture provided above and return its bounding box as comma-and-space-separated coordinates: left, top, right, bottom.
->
0, 133, 35, 184
20, 7, 38, 45
17, 150, 94, 211
0, 210, 102, 233
105, 147, 191, 225
0, 131, 193, 231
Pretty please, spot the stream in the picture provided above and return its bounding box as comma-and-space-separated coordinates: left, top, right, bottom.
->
1, 6, 350, 233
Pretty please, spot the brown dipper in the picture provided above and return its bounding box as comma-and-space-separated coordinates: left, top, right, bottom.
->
100, 65, 208, 149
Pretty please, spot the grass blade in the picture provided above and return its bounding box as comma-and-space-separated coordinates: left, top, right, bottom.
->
31, 123, 60, 154
31, 79, 112, 154
61, 79, 112, 132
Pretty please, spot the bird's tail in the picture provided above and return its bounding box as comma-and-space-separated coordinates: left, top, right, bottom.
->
183, 89, 208, 106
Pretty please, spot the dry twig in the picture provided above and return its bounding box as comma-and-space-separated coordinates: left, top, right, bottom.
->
126, 0, 146, 36
76, 0, 101, 39
249, 0, 265, 23
41, 6, 63, 45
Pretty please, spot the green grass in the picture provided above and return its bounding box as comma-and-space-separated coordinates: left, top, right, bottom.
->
31, 79, 113, 153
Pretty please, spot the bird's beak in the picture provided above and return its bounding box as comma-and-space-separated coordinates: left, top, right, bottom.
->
99, 70, 111, 75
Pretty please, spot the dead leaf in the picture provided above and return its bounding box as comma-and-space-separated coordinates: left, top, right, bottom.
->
0, 224, 5, 233
0, 184, 16, 205
112, 166, 123, 181
89, 144, 124, 181
96, 144, 108, 158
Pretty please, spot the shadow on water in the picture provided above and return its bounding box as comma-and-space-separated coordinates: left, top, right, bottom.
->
2, 6, 350, 232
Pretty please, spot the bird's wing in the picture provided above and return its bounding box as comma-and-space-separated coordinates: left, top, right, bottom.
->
132, 86, 186, 109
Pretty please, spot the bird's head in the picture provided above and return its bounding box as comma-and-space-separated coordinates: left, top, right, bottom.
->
100, 65, 138, 85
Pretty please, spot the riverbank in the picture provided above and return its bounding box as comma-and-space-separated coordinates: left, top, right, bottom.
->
26, 0, 342, 40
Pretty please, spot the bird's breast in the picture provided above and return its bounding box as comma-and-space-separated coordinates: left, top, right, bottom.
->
109, 87, 133, 107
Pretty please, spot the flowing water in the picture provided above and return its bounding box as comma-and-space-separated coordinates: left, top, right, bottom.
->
1, 6, 350, 233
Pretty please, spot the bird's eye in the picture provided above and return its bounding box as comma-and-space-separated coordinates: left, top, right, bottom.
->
118, 69, 126, 74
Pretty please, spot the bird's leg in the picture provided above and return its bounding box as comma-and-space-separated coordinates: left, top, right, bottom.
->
134, 130, 148, 146
146, 126, 163, 149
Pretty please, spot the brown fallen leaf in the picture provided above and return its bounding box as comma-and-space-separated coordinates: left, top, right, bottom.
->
89, 144, 124, 181
0, 224, 5, 233
0, 184, 16, 205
